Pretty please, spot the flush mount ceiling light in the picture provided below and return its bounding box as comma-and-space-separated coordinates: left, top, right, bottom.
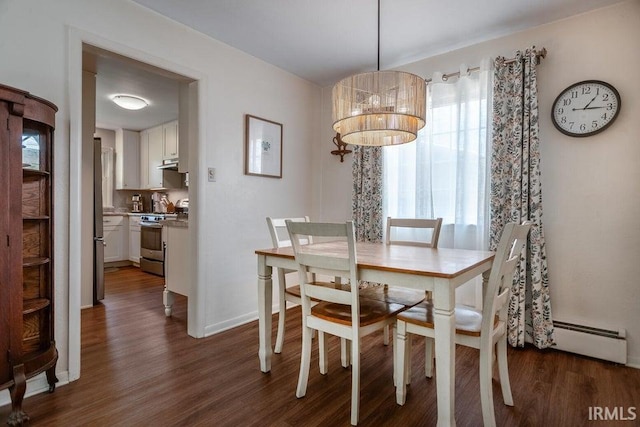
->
111, 94, 149, 110
332, 0, 426, 146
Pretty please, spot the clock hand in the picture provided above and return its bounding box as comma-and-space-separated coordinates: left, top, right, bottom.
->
582, 94, 598, 110
572, 106, 605, 111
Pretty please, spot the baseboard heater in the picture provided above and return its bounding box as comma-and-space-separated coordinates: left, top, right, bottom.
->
553, 320, 627, 364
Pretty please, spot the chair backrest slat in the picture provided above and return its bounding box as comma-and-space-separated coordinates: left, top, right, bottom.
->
386, 217, 443, 248
305, 284, 351, 305
266, 216, 310, 248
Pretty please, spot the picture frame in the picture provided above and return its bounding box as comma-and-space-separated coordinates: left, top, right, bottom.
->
244, 114, 283, 178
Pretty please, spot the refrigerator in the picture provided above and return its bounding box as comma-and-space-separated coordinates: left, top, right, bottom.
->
93, 137, 105, 303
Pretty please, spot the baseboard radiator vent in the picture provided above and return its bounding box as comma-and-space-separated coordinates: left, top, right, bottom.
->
553, 320, 627, 364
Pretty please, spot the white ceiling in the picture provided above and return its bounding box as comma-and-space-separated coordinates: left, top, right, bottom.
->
130, 0, 624, 87
91, 0, 624, 131
85, 45, 188, 131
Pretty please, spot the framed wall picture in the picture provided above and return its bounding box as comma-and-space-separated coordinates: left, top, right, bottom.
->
244, 114, 283, 178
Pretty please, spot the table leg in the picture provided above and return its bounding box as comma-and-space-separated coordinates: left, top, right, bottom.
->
163, 287, 175, 317
433, 277, 456, 427
258, 255, 273, 373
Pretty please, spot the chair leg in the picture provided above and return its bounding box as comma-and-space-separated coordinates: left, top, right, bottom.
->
406, 335, 412, 384
395, 320, 408, 405
319, 331, 328, 375
274, 299, 286, 354
383, 325, 390, 345
424, 337, 434, 378
274, 271, 287, 354
341, 338, 351, 368
479, 345, 497, 427
350, 337, 360, 426
497, 335, 513, 406
296, 326, 313, 398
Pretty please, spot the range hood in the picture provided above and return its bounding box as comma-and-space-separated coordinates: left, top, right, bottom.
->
158, 159, 179, 170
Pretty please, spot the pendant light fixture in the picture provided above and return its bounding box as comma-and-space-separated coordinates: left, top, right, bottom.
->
332, 0, 426, 146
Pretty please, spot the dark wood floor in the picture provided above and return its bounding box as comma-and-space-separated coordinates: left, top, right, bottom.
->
2, 266, 639, 426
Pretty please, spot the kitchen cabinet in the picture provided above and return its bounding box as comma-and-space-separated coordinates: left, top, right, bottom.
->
162, 120, 178, 160
0, 84, 58, 424
115, 129, 140, 190
129, 215, 141, 264
140, 125, 162, 189
103, 215, 129, 263
140, 124, 181, 190
163, 221, 189, 316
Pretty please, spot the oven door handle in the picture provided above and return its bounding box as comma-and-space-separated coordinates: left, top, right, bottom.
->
140, 222, 163, 228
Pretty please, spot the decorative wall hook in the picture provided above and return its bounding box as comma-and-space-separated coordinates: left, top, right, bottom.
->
331, 132, 352, 163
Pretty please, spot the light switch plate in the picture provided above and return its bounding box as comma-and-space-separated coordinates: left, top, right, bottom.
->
208, 167, 216, 182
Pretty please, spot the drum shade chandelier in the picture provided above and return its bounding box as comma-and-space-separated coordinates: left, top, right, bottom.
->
332, 0, 426, 146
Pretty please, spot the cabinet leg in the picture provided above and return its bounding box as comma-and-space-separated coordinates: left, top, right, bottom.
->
8, 364, 29, 426
163, 287, 174, 317
46, 363, 59, 393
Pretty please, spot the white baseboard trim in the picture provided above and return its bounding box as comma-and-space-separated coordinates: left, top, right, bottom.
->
203, 311, 259, 337
626, 355, 640, 369
202, 302, 299, 337
0, 370, 69, 408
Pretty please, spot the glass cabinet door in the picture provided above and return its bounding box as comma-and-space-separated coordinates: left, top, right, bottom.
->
21, 119, 50, 173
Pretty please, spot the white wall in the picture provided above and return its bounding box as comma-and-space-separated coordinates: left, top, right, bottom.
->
319, 1, 640, 365
95, 128, 116, 150
0, 0, 320, 388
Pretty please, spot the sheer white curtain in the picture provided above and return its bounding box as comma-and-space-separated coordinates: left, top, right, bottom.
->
383, 61, 492, 305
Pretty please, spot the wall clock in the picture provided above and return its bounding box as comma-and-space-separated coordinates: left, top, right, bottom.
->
551, 80, 621, 137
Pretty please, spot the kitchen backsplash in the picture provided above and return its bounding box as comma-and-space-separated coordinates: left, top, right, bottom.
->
113, 189, 188, 213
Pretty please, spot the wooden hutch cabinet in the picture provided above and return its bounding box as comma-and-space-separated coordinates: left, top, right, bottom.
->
0, 84, 58, 425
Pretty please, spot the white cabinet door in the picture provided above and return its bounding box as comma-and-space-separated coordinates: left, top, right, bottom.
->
115, 129, 140, 189
139, 130, 150, 189
162, 121, 179, 160
103, 216, 127, 262
165, 225, 189, 296
148, 125, 164, 188
140, 125, 164, 189
129, 215, 141, 263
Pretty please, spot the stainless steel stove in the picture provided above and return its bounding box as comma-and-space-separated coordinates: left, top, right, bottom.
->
139, 214, 177, 276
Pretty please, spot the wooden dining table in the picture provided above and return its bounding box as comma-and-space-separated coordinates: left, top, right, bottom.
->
255, 241, 495, 427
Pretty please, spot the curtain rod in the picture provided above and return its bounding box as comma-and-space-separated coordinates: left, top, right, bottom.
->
424, 47, 546, 83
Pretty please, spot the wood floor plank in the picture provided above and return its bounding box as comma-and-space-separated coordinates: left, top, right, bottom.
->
1, 266, 639, 426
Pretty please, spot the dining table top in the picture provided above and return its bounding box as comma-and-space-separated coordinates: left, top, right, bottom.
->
255, 240, 495, 279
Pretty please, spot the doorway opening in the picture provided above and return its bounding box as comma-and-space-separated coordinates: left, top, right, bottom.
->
82, 43, 196, 312
78, 41, 199, 364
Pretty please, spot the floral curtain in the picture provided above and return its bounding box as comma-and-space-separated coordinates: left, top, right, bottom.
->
352, 145, 384, 243
491, 48, 554, 349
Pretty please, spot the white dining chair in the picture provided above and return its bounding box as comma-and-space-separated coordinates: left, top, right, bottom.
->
361, 217, 443, 347
266, 216, 311, 353
386, 217, 443, 248
287, 220, 405, 426
395, 221, 531, 427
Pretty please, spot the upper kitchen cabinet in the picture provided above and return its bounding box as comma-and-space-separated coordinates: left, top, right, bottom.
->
141, 125, 163, 189
115, 129, 140, 190
162, 120, 178, 160
140, 123, 182, 190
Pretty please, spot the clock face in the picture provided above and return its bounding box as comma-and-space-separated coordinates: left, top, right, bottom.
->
552, 80, 621, 137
